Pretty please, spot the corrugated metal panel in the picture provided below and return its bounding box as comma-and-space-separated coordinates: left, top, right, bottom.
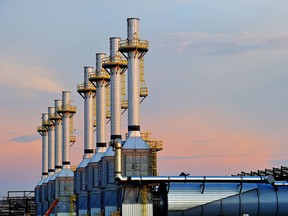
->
168, 183, 257, 211
122, 204, 153, 216
105, 206, 117, 216
123, 137, 150, 149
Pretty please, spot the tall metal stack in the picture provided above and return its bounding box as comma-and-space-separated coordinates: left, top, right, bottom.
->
101, 37, 127, 215
117, 17, 153, 215
75, 66, 96, 215
35, 113, 48, 216
86, 53, 110, 215
48, 100, 63, 215
54, 91, 76, 215
41, 107, 55, 214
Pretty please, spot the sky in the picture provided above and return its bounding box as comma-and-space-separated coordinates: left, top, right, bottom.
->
1, 0, 288, 195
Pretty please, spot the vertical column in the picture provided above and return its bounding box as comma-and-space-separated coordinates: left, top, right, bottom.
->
48, 107, 55, 175
84, 67, 94, 156
54, 100, 62, 172
127, 18, 140, 134
110, 37, 122, 141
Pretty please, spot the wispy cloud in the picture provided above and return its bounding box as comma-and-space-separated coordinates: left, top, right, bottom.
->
9, 134, 39, 143
0, 59, 63, 94
162, 32, 288, 55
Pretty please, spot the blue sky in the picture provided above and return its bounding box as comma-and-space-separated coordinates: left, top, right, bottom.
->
1, 0, 288, 195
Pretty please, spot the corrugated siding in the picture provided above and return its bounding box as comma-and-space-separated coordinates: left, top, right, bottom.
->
122, 204, 153, 216
105, 206, 117, 216
168, 183, 257, 211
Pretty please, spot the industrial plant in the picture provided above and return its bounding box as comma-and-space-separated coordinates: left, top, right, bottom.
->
33, 18, 288, 216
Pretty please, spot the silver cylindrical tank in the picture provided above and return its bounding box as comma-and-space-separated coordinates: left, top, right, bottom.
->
47, 107, 55, 175
110, 37, 122, 140
155, 182, 288, 216
54, 99, 62, 173
84, 66, 94, 156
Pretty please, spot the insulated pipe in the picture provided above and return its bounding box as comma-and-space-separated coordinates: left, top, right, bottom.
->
41, 113, 49, 178
48, 107, 55, 175
110, 37, 122, 141
54, 100, 62, 172
114, 138, 122, 180
96, 53, 107, 152
62, 91, 71, 169
84, 66, 94, 156
127, 18, 140, 136
127, 175, 275, 184
113, 139, 274, 185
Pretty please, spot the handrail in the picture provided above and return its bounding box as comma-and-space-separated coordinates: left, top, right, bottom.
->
77, 83, 96, 91
56, 105, 77, 113
119, 39, 149, 49
102, 56, 127, 65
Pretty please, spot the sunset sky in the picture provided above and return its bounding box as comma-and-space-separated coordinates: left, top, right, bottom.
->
1, 0, 288, 195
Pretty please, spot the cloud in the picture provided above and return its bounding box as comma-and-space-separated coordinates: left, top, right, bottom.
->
161, 32, 288, 55
0, 59, 63, 94
9, 134, 39, 143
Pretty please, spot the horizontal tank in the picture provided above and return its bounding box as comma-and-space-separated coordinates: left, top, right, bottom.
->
154, 182, 288, 216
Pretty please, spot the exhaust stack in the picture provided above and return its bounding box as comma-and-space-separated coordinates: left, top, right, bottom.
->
89, 53, 110, 152
47, 107, 55, 175
119, 18, 148, 137
52, 100, 62, 173
37, 113, 49, 179
77, 66, 96, 157
103, 37, 127, 141
57, 91, 76, 169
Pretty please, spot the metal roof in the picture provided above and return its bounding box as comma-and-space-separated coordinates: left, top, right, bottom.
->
122, 137, 150, 149
49, 172, 59, 181
56, 168, 74, 177
77, 157, 92, 168
42, 175, 52, 184
102, 146, 115, 157
89, 152, 104, 163
37, 178, 45, 186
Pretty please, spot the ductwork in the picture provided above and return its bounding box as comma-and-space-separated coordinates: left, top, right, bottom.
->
113, 138, 274, 185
